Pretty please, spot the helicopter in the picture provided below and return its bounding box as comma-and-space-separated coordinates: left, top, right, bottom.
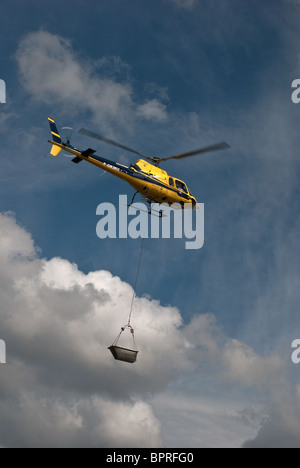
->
48, 117, 230, 210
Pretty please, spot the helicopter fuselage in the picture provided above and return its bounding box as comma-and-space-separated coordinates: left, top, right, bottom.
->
48, 139, 197, 207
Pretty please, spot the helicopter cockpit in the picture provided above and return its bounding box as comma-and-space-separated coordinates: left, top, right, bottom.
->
169, 177, 188, 194
175, 180, 188, 193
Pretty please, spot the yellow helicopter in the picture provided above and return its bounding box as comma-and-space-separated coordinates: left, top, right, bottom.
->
48, 117, 230, 210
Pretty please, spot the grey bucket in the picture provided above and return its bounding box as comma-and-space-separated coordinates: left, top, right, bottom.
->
108, 345, 138, 363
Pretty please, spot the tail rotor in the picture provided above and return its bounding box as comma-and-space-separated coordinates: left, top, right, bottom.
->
47, 118, 79, 160
62, 127, 73, 145
61, 127, 74, 157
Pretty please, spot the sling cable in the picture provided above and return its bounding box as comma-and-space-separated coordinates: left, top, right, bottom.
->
108, 239, 144, 363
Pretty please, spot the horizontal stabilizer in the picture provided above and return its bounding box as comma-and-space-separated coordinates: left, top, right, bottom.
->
81, 148, 96, 158
72, 156, 83, 164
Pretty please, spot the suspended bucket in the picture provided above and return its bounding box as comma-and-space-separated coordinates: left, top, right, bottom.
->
108, 345, 138, 363
108, 325, 138, 364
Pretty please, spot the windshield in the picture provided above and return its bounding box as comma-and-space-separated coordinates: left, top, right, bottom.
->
175, 180, 188, 193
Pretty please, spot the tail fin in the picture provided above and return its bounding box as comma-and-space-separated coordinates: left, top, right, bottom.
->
48, 117, 62, 156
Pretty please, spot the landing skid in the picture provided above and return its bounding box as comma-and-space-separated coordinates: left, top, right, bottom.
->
129, 204, 165, 218
129, 191, 140, 206
128, 191, 165, 217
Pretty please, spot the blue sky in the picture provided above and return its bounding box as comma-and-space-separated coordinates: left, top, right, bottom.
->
0, 0, 300, 448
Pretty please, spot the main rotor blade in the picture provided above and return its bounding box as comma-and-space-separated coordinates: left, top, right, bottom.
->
160, 141, 231, 162
79, 128, 149, 159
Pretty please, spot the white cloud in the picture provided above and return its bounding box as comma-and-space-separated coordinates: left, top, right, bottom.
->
243, 386, 300, 448
0, 391, 163, 448
182, 315, 285, 390
15, 30, 169, 131
91, 399, 163, 448
0, 211, 298, 447
137, 99, 168, 122
153, 391, 264, 448
0, 211, 36, 259
221, 339, 285, 389
0, 211, 187, 447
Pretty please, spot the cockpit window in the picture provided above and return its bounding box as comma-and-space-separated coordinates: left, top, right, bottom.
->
175, 180, 188, 193
169, 177, 174, 186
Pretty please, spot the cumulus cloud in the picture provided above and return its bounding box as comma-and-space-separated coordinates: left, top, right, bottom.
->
15, 30, 169, 131
220, 340, 285, 389
0, 392, 163, 448
152, 391, 264, 448
243, 386, 300, 448
137, 99, 168, 122
0, 211, 190, 447
182, 315, 285, 390
0, 211, 298, 447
